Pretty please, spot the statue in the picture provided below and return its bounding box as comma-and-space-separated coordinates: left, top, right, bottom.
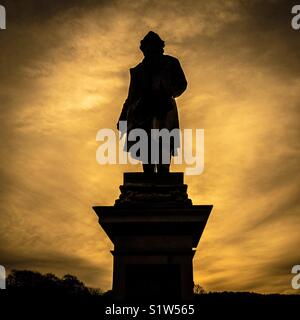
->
96, 41, 212, 301
117, 31, 187, 174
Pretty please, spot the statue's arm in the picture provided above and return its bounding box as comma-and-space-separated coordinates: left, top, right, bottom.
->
171, 59, 187, 98
117, 69, 134, 129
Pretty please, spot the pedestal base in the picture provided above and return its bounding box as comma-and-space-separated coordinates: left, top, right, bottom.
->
93, 173, 212, 301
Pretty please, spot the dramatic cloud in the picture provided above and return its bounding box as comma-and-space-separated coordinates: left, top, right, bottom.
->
0, 0, 299, 293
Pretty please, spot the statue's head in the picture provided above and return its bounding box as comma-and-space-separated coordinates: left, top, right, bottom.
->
140, 31, 165, 57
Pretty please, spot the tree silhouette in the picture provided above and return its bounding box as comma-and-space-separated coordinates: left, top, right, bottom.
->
6, 269, 99, 295
194, 283, 205, 295
61, 274, 89, 295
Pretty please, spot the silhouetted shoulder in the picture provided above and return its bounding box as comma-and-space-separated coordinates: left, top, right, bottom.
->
130, 62, 143, 74
162, 55, 182, 66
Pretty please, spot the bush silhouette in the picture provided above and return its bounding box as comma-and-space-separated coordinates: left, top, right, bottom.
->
194, 283, 205, 294
6, 269, 99, 295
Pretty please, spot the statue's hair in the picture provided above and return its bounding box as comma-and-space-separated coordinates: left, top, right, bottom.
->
140, 31, 165, 54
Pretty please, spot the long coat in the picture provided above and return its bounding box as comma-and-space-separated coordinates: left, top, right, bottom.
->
118, 54, 187, 157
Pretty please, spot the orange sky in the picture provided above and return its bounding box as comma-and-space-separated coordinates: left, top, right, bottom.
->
0, 0, 299, 293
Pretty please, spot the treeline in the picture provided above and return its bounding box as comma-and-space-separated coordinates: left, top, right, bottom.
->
5, 269, 104, 296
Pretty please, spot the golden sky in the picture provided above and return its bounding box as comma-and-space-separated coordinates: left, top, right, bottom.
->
0, 0, 299, 293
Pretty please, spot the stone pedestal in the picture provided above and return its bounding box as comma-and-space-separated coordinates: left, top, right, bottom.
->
93, 173, 212, 301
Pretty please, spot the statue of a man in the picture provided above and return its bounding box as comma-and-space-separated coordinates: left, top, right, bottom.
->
117, 31, 187, 174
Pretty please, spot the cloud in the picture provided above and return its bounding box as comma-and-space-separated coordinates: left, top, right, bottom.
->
0, 248, 110, 288
0, 0, 299, 293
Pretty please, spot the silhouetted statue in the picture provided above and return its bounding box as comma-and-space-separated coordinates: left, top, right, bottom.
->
117, 31, 187, 174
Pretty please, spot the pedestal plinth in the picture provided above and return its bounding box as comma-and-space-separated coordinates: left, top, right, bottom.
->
93, 173, 212, 301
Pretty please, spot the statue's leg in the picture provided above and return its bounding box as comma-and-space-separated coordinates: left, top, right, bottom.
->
142, 126, 155, 174
157, 163, 170, 174
157, 135, 171, 174
143, 163, 155, 174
